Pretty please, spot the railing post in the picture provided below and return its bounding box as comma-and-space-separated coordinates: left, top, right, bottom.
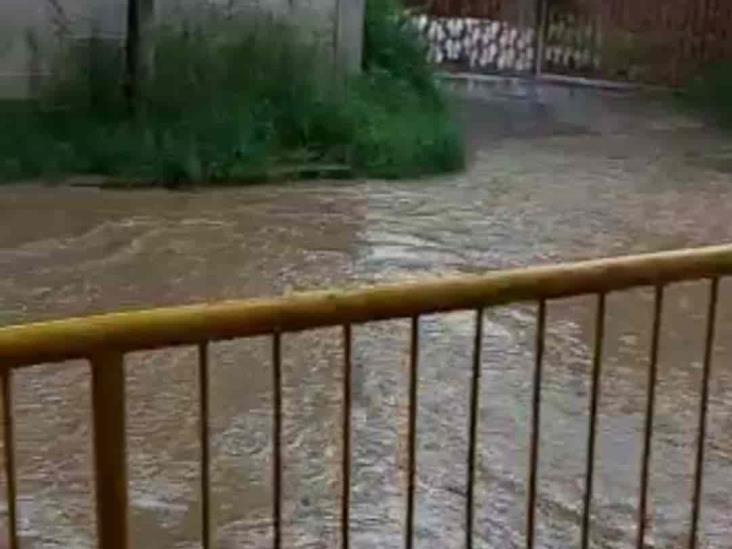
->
581, 293, 606, 549
405, 316, 420, 549
198, 343, 211, 549
91, 352, 128, 549
526, 300, 546, 549
341, 325, 353, 549
689, 278, 719, 549
2, 370, 18, 549
466, 309, 484, 549
272, 333, 283, 549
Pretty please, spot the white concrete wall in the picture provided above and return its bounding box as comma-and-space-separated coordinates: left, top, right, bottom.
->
155, 0, 343, 59
336, 0, 365, 74
0, 0, 363, 98
0, 0, 127, 97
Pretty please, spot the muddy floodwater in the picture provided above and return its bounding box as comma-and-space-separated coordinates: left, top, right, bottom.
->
2, 81, 732, 548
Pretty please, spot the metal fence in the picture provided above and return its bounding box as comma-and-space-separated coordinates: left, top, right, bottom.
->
1, 244, 732, 548
408, 0, 732, 85
542, 0, 732, 84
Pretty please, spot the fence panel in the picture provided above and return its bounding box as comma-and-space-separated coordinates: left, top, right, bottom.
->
1, 245, 732, 547
409, 0, 539, 75
409, 0, 732, 85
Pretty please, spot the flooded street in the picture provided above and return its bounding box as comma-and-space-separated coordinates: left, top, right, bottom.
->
2, 81, 732, 547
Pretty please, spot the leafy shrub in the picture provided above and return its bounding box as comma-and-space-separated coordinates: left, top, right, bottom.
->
682, 62, 732, 128
0, 0, 463, 184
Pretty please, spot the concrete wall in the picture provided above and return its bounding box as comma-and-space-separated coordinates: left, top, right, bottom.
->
0, 0, 364, 98
156, 0, 337, 53
0, 0, 127, 97
335, 0, 365, 74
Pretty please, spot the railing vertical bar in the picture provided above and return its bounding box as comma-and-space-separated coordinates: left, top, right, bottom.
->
580, 293, 606, 549
91, 352, 128, 549
689, 277, 719, 549
198, 342, 211, 549
272, 332, 283, 549
636, 286, 664, 549
526, 300, 547, 549
466, 308, 484, 549
405, 316, 420, 549
341, 324, 352, 549
1, 370, 18, 549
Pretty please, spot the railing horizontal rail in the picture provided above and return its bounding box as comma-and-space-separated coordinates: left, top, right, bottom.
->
2, 244, 732, 367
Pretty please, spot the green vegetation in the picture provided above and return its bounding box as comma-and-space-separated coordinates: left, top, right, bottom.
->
0, 0, 463, 184
681, 62, 732, 128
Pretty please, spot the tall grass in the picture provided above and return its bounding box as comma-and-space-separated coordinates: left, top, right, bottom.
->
0, 0, 463, 184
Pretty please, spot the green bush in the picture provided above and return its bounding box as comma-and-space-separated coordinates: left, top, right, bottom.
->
681, 62, 732, 128
0, 0, 463, 184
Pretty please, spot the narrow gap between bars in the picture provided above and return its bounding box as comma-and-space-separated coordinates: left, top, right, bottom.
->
689, 278, 719, 549
636, 286, 664, 549
581, 293, 606, 549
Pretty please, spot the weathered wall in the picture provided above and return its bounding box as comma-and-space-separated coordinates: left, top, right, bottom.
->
156, 0, 338, 54
335, 0, 365, 74
0, 0, 129, 98
0, 0, 39, 97
0, 0, 364, 98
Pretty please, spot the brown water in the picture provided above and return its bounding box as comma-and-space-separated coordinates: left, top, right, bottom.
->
2, 81, 732, 548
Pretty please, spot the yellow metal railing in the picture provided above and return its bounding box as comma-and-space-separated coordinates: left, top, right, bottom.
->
1, 244, 732, 549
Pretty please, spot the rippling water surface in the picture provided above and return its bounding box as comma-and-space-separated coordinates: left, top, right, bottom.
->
2, 82, 732, 548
